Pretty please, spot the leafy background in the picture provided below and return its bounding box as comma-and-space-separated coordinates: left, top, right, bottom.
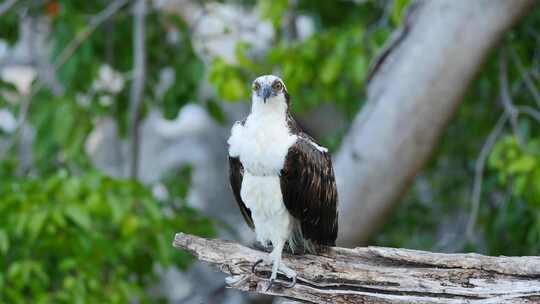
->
0, 0, 539, 302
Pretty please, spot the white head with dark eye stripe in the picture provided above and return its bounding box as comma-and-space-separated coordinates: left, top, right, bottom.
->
251, 75, 288, 107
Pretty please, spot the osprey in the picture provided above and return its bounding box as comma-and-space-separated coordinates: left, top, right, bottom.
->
227, 75, 338, 289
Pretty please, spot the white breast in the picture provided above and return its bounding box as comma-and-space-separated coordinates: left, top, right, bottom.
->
227, 102, 298, 246
240, 173, 293, 246
228, 108, 297, 176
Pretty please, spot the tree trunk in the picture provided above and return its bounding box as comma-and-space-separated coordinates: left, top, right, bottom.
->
173, 233, 540, 304
334, 0, 538, 246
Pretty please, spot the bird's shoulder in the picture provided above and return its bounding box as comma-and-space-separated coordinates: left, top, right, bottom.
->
287, 133, 330, 160
297, 134, 329, 154
286, 115, 326, 149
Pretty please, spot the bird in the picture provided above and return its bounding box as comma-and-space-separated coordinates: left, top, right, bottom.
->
227, 75, 338, 290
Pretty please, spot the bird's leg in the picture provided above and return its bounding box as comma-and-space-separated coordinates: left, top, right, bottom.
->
251, 240, 297, 290
265, 240, 297, 291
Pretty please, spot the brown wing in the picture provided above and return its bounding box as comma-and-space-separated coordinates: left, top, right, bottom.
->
280, 137, 338, 246
229, 156, 254, 229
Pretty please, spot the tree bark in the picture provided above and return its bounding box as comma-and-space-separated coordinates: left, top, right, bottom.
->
173, 233, 540, 304
129, 0, 147, 180
334, 0, 538, 246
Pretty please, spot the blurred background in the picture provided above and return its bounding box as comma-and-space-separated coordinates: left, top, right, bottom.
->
0, 0, 539, 303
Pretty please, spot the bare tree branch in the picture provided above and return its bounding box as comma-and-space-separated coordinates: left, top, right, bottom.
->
128, 0, 146, 180
365, 0, 420, 83
516, 105, 540, 124
173, 233, 540, 304
499, 49, 523, 145
335, 0, 537, 246
465, 113, 508, 240
0, 0, 18, 17
509, 46, 540, 108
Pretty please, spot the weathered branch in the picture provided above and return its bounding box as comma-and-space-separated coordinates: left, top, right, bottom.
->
173, 233, 540, 304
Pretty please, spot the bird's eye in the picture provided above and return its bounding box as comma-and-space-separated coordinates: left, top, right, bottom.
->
252, 82, 261, 91
272, 81, 283, 91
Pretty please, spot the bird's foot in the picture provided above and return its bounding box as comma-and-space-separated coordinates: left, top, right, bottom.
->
251, 244, 297, 291
253, 258, 296, 291
276, 262, 297, 289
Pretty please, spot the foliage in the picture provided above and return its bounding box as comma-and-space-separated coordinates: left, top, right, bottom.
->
31, 94, 94, 172
209, 1, 390, 118
0, 168, 213, 303
0, 1, 205, 146
50, 1, 204, 129
0, 1, 214, 303
485, 136, 540, 255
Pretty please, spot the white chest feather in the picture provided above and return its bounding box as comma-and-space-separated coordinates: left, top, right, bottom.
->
228, 102, 297, 245
240, 173, 293, 245
228, 107, 297, 176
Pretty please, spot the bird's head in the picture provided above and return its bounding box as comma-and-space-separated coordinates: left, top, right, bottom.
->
251, 75, 289, 106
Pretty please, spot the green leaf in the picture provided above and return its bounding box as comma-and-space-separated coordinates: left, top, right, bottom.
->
235, 42, 255, 69
0, 229, 9, 255
349, 54, 367, 84
59, 259, 78, 272
508, 156, 537, 174
0, 13, 19, 44
109, 196, 126, 224
121, 215, 139, 236
392, 0, 411, 26
65, 206, 91, 231
320, 56, 342, 84
51, 208, 67, 228
513, 175, 528, 196
140, 198, 160, 221
28, 211, 48, 240
14, 213, 29, 237
7, 262, 22, 282
259, 0, 289, 28
221, 76, 245, 101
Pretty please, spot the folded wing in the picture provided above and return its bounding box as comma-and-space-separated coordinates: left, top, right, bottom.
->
228, 156, 254, 229
280, 136, 338, 246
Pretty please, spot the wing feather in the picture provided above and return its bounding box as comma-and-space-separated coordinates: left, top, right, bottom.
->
229, 156, 254, 229
280, 136, 338, 246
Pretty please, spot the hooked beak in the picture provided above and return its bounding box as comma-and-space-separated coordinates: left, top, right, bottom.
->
262, 86, 272, 103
